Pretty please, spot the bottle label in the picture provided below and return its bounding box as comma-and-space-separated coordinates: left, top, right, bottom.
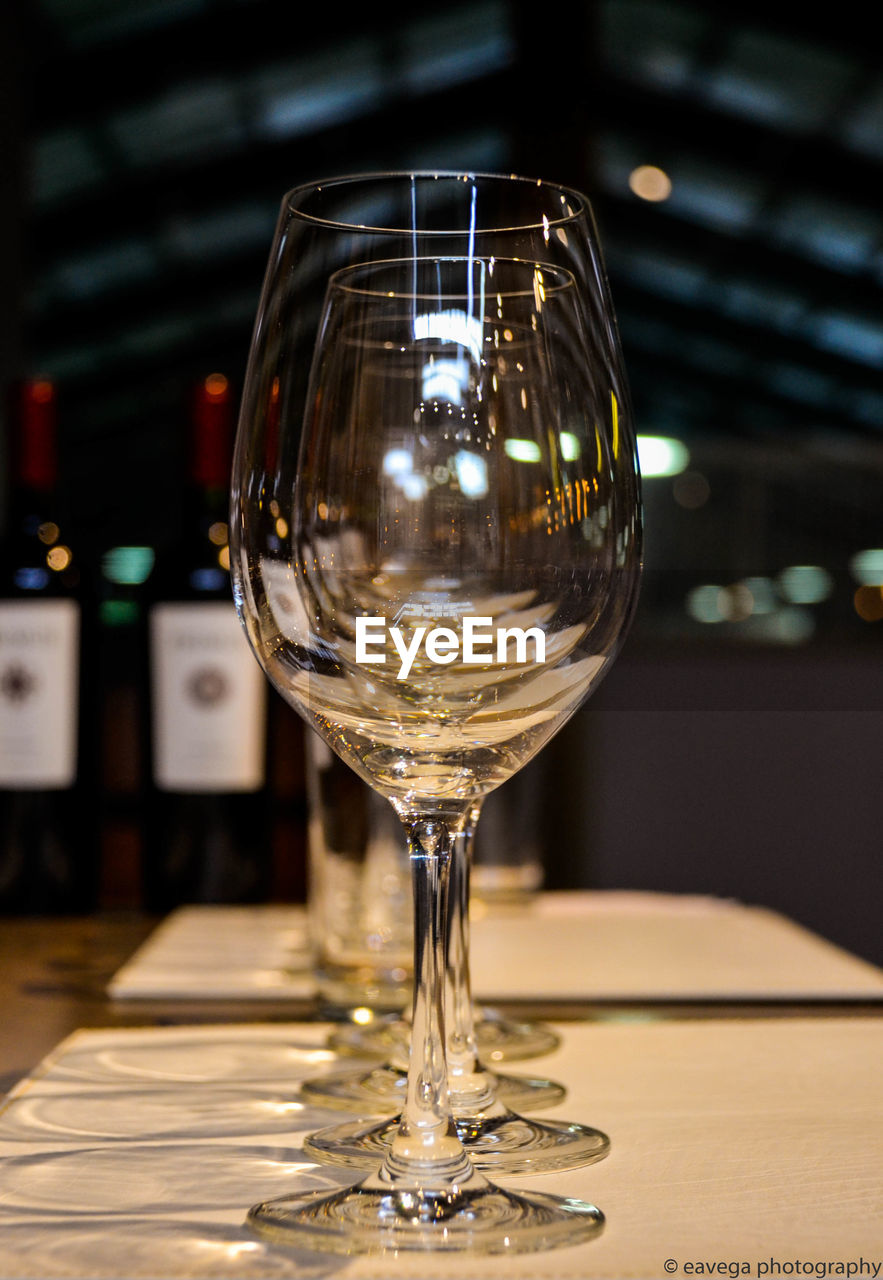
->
0, 599, 79, 788
150, 602, 266, 792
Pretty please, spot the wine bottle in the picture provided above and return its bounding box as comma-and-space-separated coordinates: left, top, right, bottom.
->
0, 378, 97, 913
144, 373, 271, 911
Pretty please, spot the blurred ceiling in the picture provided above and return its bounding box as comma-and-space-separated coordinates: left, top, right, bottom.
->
4, 0, 882, 638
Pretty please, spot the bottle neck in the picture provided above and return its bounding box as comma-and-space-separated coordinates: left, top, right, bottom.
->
8, 379, 58, 493
190, 374, 232, 492
2, 383, 79, 593
184, 376, 232, 585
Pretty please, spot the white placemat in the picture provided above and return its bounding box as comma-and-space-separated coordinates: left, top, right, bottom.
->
0, 1017, 880, 1278
107, 905, 315, 1001
470, 891, 883, 1001
107, 893, 883, 1003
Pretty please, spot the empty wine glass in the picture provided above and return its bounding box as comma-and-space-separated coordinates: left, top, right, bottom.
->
231, 173, 641, 1254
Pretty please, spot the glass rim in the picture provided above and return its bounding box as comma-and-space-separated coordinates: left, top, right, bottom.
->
282, 171, 589, 235
328, 256, 577, 299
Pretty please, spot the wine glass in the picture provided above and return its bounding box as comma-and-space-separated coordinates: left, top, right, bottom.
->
292, 258, 632, 1161
231, 173, 641, 1254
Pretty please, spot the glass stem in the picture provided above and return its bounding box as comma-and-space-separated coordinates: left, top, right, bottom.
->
445, 804, 505, 1118
375, 813, 480, 1188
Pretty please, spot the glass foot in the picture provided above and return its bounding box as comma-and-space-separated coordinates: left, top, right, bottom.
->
248, 1171, 604, 1255
476, 1008, 562, 1062
328, 1008, 561, 1063
300, 1063, 565, 1114
305, 1111, 610, 1175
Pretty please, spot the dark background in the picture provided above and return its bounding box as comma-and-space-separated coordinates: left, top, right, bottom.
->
1, 0, 881, 962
